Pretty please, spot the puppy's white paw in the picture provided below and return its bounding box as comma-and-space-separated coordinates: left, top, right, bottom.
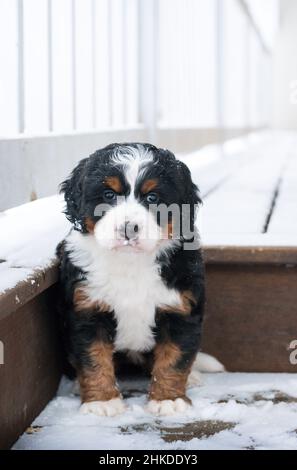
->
80, 397, 126, 417
187, 370, 202, 387
147, 398, 190, 416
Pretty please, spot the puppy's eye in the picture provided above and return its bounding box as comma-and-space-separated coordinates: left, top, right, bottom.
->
104, 189, 116, 201
145, 192, 159, 204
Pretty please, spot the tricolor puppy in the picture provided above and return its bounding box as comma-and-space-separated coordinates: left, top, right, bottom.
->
57, 143, 205, 417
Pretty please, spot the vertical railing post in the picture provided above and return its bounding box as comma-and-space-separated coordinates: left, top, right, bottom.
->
17, 0, 24, 133
48, 0, 53, 132
216, 0, 224, 131
138, 0, 158, 144
71, 0, 77, 130
107, 0, 113, 127
122, 0, 128, 127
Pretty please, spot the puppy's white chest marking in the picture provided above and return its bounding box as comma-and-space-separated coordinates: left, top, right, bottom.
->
107, 258, 162, 352
67, 233, 181, 352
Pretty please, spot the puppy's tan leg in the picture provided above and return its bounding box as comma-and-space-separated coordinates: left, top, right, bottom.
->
148, 342, 192, 416
78, 341, 126, 417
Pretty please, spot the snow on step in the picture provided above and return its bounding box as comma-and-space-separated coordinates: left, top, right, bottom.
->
182, 131, 274, 198
13, 373, 297, 450
268, 152, 297, 234
199, 135, 293, 237
0, 195, 70, 294
202, 232, 297, 247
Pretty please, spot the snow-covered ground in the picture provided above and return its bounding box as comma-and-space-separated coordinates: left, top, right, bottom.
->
14, 373, 297, 450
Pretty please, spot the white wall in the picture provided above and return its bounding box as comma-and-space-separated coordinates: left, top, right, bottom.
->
273, 0, 297, 129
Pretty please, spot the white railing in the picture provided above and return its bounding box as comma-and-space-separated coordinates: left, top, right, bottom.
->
0, 0, 279, 210
158, 0, 278, 128
0, 0, 278, 138
0, 0, 140, 137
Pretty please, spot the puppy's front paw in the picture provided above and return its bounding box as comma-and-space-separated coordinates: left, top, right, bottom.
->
147, 398, 190, 416
80, 397, 126, 417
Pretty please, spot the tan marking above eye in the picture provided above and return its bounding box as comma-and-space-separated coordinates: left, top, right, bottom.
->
141, 178, 158, 194
104, 176, 122, 193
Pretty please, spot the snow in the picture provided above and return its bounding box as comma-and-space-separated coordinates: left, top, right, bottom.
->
199, 143, 287, 234
0, 195, 70, 293
269, 152, 297, 234
14, 373, 297, 450
180, 130, 288, 198
189, 132, 296, 236
201, 233, 297, 247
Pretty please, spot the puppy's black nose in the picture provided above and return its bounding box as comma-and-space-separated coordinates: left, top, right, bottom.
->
119, 221, 139, 240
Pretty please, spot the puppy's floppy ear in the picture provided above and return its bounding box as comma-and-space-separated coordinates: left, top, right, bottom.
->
176, 159, 202, 207
175, 159, 202, 237
158, 148, 202, 207
60, 158, 89, 231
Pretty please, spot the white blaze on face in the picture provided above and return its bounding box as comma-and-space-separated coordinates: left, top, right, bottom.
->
114, 145, 154, 199
93, 146, 162, 252
125, 155, 141, 199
